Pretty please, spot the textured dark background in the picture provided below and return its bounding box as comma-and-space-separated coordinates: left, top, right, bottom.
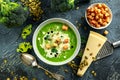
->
0, 0, 120, 80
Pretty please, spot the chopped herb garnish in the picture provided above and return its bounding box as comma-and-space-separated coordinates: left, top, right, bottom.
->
61, 36, 63, 37
44, 35, 50, 40
51, 48, 58, 53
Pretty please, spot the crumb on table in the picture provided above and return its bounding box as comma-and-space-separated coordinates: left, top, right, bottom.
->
103, 30, 109, 36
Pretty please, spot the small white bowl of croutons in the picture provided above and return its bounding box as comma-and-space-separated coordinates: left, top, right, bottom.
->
85, 3, 112, 29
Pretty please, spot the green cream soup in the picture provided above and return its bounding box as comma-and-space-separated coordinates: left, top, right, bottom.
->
36, 22, 77, 62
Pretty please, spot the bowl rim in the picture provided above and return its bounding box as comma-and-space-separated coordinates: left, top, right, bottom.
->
85, 3, 113, 29
32, 18, 81, 66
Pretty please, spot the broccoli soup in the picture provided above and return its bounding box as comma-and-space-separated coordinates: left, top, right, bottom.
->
36, 22, 77, 62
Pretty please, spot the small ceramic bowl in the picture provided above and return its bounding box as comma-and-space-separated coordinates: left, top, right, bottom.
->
32, 18, 81, 66
85, 3, 112, 29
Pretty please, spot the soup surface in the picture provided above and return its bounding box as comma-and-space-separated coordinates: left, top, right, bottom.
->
36, 22, 77, 62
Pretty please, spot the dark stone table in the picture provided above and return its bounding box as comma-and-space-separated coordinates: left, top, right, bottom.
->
0, 0, 120, 80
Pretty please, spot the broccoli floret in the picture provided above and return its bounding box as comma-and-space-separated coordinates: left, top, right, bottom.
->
0, 0, 29, 28
51, 0, 75, 12
21, 24, 32, 39
16, 42, 32, 53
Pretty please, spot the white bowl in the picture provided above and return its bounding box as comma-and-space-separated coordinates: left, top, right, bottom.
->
85, 3, 112, 29
32, 18, 81, 66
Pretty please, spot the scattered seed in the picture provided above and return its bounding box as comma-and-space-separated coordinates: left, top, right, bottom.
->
64, 69, 68, 73
10, 71, 14, 75
14, 77, 17, 80
92, 57, 96, 61
20, 76, 28, 80
92, 57, 95, 59
98, 44, 101, 47
45, 71, 49, 75
73, 70, 76, 74
32, 78, 37, 80
80, 63, 83, 68
56, 32, 59, 35
103, 30, 109, 36
90, 53, 93, 56
85, 56, 88, 59
91, 70, 95, 74
48, 75, 52, 78
91, 70, 97, 77
86, 48, 89, 51
67, 61, 78, 71
71, 61, 75, 64
79, 59, 88, 70
4, 59, 7, 64
79, 74, 83, 77
93, 72, 97, 76
21, 0, 43, 21
80, 67, 82, 70
6, 78, 10, 80
84, 60, 88, 66
75, 21, 78, 23
76, 7, 79, 10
